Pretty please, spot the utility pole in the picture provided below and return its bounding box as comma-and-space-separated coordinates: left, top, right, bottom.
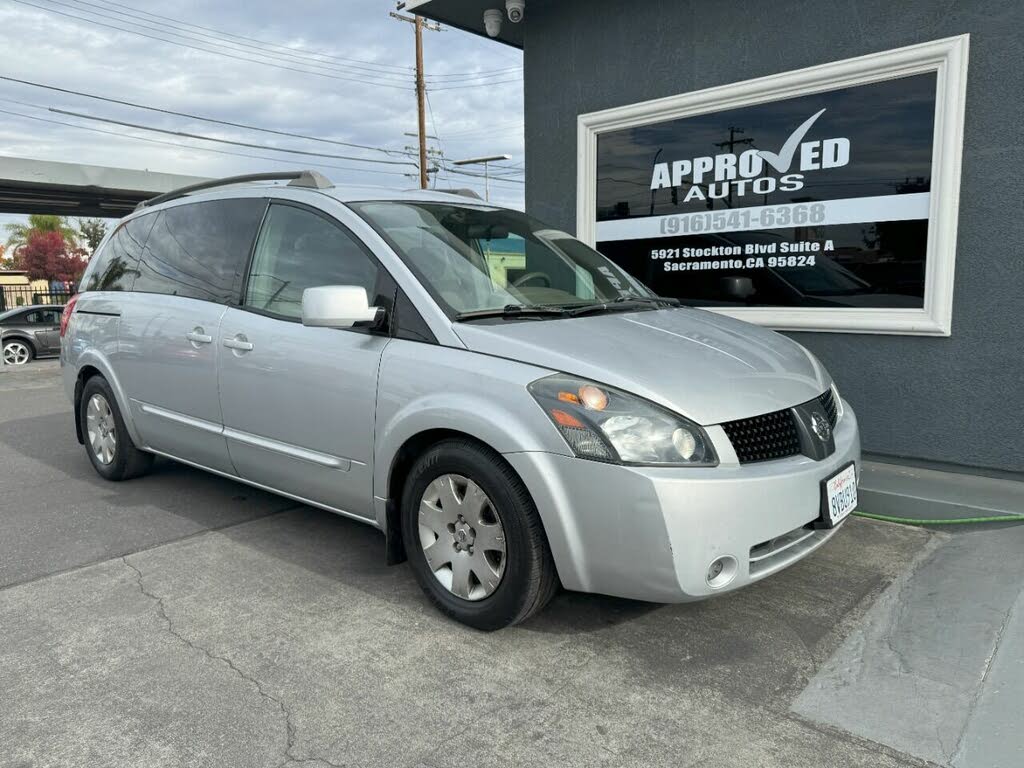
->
391, 9, 442, 189
414, 15, 428, 189
713, 127, 754, 208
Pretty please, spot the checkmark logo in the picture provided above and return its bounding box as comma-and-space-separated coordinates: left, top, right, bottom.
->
757, 108, 826, 174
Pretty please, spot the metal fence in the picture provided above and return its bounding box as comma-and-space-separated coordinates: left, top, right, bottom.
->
0, 285, 75, 312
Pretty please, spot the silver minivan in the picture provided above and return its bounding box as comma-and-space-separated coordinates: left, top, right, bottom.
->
62, 170, 860, 629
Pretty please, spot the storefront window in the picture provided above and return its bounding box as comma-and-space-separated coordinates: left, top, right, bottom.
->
577, 37, 968, 334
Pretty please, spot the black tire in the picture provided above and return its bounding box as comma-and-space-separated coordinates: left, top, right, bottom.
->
80, 375, 154, 481
401, 438, 558, 630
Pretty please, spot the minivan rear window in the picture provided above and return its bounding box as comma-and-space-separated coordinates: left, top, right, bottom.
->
133, 198, 266, 304
80, 214, 154, 293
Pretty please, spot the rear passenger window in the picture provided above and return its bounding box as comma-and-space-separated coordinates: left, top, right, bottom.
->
244, 203, 379, 320
80, 215, 153, 293
133, 199, 266, 304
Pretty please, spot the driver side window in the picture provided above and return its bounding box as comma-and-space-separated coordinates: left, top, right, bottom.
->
245, 204, 378, 320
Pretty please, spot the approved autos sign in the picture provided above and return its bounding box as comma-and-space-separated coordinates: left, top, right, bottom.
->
595, 73, 937, 309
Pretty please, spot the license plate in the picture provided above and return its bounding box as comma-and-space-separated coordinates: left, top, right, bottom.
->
820, 463, 858, 528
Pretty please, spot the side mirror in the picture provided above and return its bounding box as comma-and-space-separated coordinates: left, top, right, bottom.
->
720, 276, 756, 301
301, 285, 383, 329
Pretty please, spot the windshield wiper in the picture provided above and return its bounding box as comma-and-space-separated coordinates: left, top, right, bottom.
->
565, 295, 681, 317
454, 304, 568, 321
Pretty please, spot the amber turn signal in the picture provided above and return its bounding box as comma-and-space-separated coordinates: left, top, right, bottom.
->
551, 409, 585, 428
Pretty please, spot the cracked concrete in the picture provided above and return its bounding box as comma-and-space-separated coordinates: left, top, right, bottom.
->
0, 556, 284, 767
1, 506, 936, 768
120, 556, 297, 768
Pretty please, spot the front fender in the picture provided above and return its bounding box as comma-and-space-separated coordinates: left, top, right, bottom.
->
374, 392, 571, 507
372, 341, 570, 524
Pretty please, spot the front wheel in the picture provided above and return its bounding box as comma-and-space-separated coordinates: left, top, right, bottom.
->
401, 439, 559, 630
80, 376, 154, 481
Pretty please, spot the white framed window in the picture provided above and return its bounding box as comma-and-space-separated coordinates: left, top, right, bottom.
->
576, 35, 969, 336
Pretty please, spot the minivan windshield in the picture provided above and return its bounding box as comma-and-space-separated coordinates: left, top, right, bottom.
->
349, 202, 658, 318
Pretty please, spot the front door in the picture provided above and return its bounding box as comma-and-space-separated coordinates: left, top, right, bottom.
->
218, 202, 389, 519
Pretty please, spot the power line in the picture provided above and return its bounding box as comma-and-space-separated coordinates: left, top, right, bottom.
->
0, 104, 415, 179
82, 0, 521, 79
9, 0, 415, 90
424, 91, 450, 188
430, 78, 522, 91
57, 0, 518, 87
46, 107, 418, 167
21, 0, 522, 86
439, 120, 524, 138
73, 0, 417, 73
442, 165, 524, 184
12, 0, 522, 90
0, 75, 411, 157
49, 0, 419, 82
424, 69, 523, 82
424, 67, 523, 82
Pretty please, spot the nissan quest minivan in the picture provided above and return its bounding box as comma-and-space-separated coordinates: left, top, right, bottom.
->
62, 170, 859, 630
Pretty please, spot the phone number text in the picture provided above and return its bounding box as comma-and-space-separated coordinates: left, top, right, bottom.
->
659, 203, 827, 235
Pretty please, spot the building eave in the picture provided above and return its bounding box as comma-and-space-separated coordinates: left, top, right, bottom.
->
397, 0, 524, 49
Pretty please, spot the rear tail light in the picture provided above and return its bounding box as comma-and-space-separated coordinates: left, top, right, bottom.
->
60, 294, 79, 337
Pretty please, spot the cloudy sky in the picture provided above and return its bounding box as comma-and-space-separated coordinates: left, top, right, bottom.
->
0, 0, 524, 235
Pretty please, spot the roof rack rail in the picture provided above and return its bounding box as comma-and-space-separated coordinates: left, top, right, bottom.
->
135, 170, 333, 211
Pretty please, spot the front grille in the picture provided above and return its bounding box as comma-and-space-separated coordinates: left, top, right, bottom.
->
721, 408, 801, 464
818, 388, 838, 427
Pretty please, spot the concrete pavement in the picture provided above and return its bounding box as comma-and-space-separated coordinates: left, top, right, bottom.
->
0, 362, 1017, 767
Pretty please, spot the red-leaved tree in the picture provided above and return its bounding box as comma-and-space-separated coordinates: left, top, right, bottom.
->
19, 231, 88, 284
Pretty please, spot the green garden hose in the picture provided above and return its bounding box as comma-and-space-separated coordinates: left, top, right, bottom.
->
852, 511, 1024, 526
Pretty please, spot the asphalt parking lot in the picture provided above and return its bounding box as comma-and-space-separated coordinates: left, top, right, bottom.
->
1, 362, 1019, 768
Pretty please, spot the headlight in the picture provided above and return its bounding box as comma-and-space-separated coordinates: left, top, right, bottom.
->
528, 374, 717, 466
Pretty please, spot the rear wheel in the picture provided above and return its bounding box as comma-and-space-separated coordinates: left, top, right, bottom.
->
2, 339, 33, 366
401, 439, 558, 630
80, 376, 153, 481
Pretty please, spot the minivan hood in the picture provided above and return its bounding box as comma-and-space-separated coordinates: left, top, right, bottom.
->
452, 308, 829, 425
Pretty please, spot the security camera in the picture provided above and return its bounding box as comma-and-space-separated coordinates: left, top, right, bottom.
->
483, 8, 503, 37
506, 0, 524, 23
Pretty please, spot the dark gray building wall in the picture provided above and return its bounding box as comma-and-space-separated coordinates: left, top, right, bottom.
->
523, 0, 1024, 473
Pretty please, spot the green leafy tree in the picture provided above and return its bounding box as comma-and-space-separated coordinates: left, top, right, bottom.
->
4, 214, 78, 254
77, 218, 109, 254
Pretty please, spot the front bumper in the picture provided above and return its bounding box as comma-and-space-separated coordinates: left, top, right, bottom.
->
505, 401, 860, 603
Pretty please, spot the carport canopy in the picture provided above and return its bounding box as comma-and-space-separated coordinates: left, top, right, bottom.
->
0, 155, 208, 218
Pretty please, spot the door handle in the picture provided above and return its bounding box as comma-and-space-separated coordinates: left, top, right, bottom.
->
223, 335, 254, 352
186, 328, 213, 345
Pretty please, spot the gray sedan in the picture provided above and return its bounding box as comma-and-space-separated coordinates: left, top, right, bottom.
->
1, 304, 64, 365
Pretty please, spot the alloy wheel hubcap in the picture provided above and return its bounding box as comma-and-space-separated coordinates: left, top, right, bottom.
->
3, 342, 30, 365
418, 474, 506, 601
85, 393, 117, 465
